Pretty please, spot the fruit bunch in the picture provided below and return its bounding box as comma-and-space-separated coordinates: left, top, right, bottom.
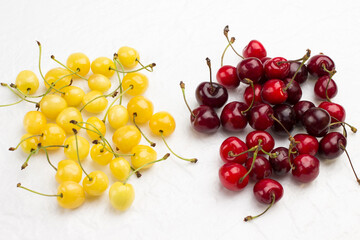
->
181, 26, 358, 221
2, 42, 196, 211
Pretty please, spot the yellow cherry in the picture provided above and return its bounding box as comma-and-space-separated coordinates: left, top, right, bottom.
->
112, 125, 141, 153
109, 157, 131, 182
127, 96, 154, 124
56, 107, 83, 134
88, 74, 111, 92
117, 46, 139, 69
82, 90, 108, 113
15, 70, 39, 94
62, 86, 85, 106
40, 123, 66, 150
86, 117, 106, 140
90, 144, 113, 165
55, 160, 82, 183
122, 72, 148, 96
23, 111, 47, 134
66, 53, 90, 77
149, 111, 176, 137
91, 57, 115, 78
57, 181, 85, 209
44, 67, 72, 90
83, 171, 109, 196
20, 133, 39, 153
108, 105, 129, 129
109, 182, 135, 211
131, 145, 157, 169
40, 94, 68, 119
64, 135, 90, 161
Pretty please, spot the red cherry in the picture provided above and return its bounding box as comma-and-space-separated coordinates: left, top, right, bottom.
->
261, 79, 288, 105
216, 65, 240, 89
283, 78, 302, 105
248, 103, 274, 130
219, 137, 248, 164
293, 134, 319, 156
269, 147, 292, 175
302, 107, 331, 137
246, 130, 275, 153
264, 57, 290, 79
236, 57, 264, 84
220, 101, 248, 132
318, 101, 345, 129
319, 132, 346, 159
245, 155, 272, 181
293, 100, 315, 123
191, 105, 220, 134
219, 163, 249, 191
242, 40, 267, 59
307, 54, 335, 77
291, 154, 320, 183
261, 57, 271, 64
287, 62, 308, 84
314, 75, 338, 100
244, 84, 262, 107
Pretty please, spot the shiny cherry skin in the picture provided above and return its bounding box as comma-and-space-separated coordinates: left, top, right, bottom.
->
195, 82, 228, 108
283, 78, 302, 105
244, 84, 262, 106
318, 101, 345, 129
248, 103, 274, 130
287, 62, 308, 84
293, 100, 315, 123
216, 65, 240, 89
292, 154, 320, 183
245, 155, 272, 181
260, 57, 271, 64
319, 132, 346, 159
191, 105, 220, 133
307, 54, 335, 77
261, 79, 288, 105
302, 107, 331, 137
272, 104, 296, 136
253, 178, 283, 204
314, 75, 338, 100
269, 147, 292, 175
246, 130, 275, 153
219, 163, 249, 191
264, 57, 290, 79
220, 137, 248, 164
236, 57, 264, 83
293, 134, 319, 156
220, 101, 248, 132
242, 40, 267, 59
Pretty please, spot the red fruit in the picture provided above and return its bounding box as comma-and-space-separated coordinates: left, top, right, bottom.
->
220, 101, 248, 132
219, 137, 248, 164
253, 178, 283, 204
318, 101, 345, 129
293, 134, 319, 156
248, 103, 274, 130
245, 155, 272, 181
314, 76, 338, 100
242, 40, 267, 59
244, 84, 262, 107
291, 154, 320, 183
236, 57, 264, 84
261, 79, 288, 105
307, 54, 335, 77
216, 65, 240, 89
246, 130, 275, 153
264, 57, 290, 79
219, 163, 249, 191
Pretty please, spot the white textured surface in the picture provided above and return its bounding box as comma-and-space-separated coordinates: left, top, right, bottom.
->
1, 0, 360, 239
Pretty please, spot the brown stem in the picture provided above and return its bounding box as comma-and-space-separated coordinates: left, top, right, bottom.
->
340, 144, 360, 185
284, 49, 311, 91
223, 25, 243, 59
244, 193, 276, 222
180, 81, 195, 118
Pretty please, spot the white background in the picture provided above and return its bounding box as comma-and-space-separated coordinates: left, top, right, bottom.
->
1, 0, 360, 239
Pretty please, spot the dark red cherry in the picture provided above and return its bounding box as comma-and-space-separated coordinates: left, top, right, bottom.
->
245, 155, 272, 181
220, 101, 248, 132
272, 104, 296, 136
242, 40, 267, 59
260, 57, 271, 64
293, 100, 315, 123
307, 54, 335, 77
219, 162, 249, 191
253, 178, 283, 204
248, 103, 274, 130
269, 147, 292, 175
191, 105, 220, 133
287, 62, 308, 84
283, 78, 302, 105
314, 76, 338, 100
293, 134, 319, 156
236, 57, 264, 83
216, 65, 240, 89
302, 107, 331, 137
220, 137, 248, 164
261, 79, 288, 105
264, 57, 290, 79
318, 101, 345, 129
291, 154, 320, 183
319, 132, 346, 159
246, 130, 275, 153
244, 84, 262, 107
195, 82, 228, 108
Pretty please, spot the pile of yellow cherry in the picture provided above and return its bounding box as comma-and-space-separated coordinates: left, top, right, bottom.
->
2, 42, 196, 211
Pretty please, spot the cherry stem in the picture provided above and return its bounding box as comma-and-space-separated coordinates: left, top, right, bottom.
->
131, 166, 142, 178
322, 64, 337, 102
180, 81, 196, 118
44, 148, 57, 171
241, 79, 255, 114
51, 55, 88, 80
0, 96, 25, 107
270, 114, 293, 140
206, 57, 214, 91
79, 85, 122, 112
329, 121, 357, 133
73, 129, 92, 181
124, 153, 170, 184
288, 141, 298, 170
239, 139, 262, 182
284, 49, 311, 91
17, 183, 62, 198
220, 37, 235, 67
9, 134, 43, 151
160, 131, 197, 163
223, 25, 243, 59
102, 85, 133, 123
244, 193, 276, 222
339, 144, 360, 185
228, 146, 257, 157
110, 60, 156, 73
113, 53, 124, 104
133, 113, 156, 147
1, 85, 38, 105
260, 149, 279, 158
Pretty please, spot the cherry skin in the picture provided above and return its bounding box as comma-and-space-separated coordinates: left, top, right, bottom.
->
220, 101, 248, 132
260, 57, 271, 64
302, 107, 331, 137
219, 137, 248, 164
314, 76, 338, 100
244, 84, 262, 107
307, 54, 335, 77
272, 104, 296, 136
242, 40, 267, 59
248, 103, 274, 130
191, 105, 220, 134
269, 147, 292, 176
261, 79, 288, 105
216, 65, 240, 89
287, 62, 308, 84
253, 178, 283, 204
245, 155, 272, 181
292, 154, 320, 183
264, 57, 290, 79
283, 78, 302, 105
246, 130, 275, 153
293, 100, 315, 123
318, 101, 345, 129
319, 132, 346, 159
236, 57, 264, 83
293, 134, 319, 156
219, 163, 249, 191
195, 82, 228, 108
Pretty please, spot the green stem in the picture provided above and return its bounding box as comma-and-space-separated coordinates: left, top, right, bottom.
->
51, 55, 88, 80
44, 148, 57, 171
160, 131, 197, 163
9, 134, 43, 151
73, 131, 92, 181
244, 193, 276, 222
239, 143, 260, 182
223, 25, 243, 59
180, 81, 195, 118
241, 79, 254, 114
133, 113, 156, 147
110, 61, 156, 73
220, 38, 234, 67
284, 49, 311, 91
17, 183, 62, 198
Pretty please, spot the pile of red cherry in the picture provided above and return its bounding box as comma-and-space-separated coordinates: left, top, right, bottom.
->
180, 26, 358, 222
